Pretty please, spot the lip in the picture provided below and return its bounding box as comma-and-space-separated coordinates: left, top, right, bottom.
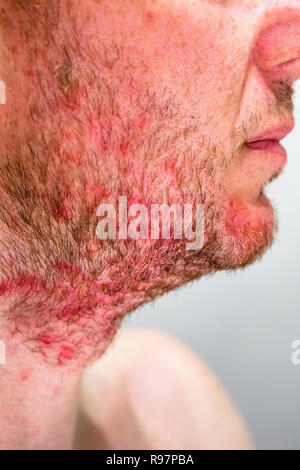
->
245, 120, 295, 145
245, 139, 287, 158
245, 120, 295, 159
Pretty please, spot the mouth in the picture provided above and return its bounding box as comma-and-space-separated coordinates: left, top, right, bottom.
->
245, 139, 287, 158
225, 118, 295, 206
245, 120, 295, 160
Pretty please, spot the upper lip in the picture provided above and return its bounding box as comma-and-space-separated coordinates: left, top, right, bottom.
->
246, 119, 295, 144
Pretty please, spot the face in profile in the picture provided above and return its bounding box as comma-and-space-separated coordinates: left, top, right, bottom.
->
0, 0, 298, 366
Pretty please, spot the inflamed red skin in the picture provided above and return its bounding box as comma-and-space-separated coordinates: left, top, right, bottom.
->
0, 0, 299, 450
0, 0, 295, 366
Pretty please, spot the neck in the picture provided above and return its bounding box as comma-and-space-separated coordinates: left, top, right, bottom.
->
0, 332, 81, 450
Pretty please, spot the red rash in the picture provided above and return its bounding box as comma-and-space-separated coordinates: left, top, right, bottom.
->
224, 198, 274, 245
146, 11, 155, 22
0, 0, 297, 369
19, 369, 31, 382
0, 263, 125, 366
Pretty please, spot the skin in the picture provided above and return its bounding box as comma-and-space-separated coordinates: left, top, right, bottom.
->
75, 329, 253, 450
0, 0, 299, 449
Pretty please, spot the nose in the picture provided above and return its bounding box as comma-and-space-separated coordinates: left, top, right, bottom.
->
254, 16, 300, 83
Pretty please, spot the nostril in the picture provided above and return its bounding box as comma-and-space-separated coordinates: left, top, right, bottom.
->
276, 56, 300, 82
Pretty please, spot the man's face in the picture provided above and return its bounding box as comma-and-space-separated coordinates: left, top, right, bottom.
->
0, 0, 299, 365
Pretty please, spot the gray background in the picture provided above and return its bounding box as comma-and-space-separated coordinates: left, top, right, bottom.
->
124, 82, 300, 450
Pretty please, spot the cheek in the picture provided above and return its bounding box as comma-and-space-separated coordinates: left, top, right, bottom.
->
19, 369, 31, 382
130, 6, 246, 141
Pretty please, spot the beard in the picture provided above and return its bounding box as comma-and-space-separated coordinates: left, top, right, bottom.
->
0, 3, 276, 366
0, 110, 275, 366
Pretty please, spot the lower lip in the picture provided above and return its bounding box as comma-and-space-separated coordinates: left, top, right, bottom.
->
245, 139, 287, 159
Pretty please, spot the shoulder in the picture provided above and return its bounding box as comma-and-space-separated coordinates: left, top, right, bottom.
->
75, 328, 254, 450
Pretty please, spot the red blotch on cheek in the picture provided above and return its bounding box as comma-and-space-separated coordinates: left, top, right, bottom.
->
88, 111, 151, 157
145, 11, 155, 22
24, 68, 35, 78
19, 369, 31, 382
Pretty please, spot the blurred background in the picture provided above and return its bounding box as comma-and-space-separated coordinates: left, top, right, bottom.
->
123, 82, 300, 450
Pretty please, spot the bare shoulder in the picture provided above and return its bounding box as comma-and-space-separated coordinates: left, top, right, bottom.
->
75, 328, 254, 450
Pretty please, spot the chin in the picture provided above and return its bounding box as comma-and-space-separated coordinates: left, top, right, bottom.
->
208, 193, 277, 271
